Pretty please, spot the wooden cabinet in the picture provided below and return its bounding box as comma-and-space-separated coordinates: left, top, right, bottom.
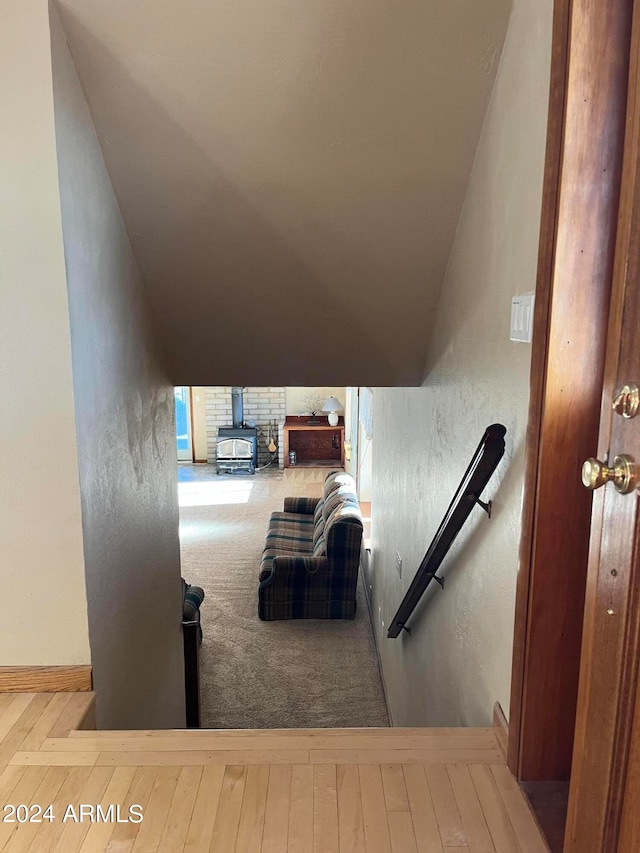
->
283, 417, 345, 468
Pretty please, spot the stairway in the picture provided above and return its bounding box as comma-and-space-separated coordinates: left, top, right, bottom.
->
0, 692, 549, 851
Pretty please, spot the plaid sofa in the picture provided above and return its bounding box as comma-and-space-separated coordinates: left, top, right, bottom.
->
258, 472, 363, 620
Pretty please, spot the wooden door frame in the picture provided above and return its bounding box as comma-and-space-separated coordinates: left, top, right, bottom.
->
188, 386, 197, 463
508, 0, 633, 783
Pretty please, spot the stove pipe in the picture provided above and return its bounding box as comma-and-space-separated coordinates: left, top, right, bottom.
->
231, 386, 244, 428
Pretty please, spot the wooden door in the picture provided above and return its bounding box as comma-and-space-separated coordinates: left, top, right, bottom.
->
565, 4, 640, 848
508, 0, 633, 784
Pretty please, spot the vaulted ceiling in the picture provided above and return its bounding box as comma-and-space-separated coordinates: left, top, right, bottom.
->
55, 0, 511, 385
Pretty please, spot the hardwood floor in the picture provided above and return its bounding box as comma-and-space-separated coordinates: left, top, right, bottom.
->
0, 692, 549, 851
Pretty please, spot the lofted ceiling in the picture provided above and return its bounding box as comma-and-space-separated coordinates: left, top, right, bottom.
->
55, 0, 512, 386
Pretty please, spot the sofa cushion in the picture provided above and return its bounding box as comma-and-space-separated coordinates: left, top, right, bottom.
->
313, 517, 325, 548
264, 529, 313, 553
269, 511, 314, 529
313, 533, 326, 556
325, 497, 361, 525
283, 496, 322, 514
268, 514, 314, 532
323, 485, 358, 520
323, 471, 355, 494
313, 501, 325, 539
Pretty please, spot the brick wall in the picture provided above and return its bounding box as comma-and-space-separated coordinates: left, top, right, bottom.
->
204, 387, 285, 468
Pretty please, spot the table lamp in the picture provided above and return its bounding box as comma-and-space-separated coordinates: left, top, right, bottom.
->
322, 396, 343, 427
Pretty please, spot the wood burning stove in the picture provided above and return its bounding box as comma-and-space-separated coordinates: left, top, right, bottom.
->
215, 427, 258, 474
215, 387, 258, 474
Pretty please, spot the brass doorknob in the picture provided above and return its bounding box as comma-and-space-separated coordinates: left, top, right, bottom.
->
582, 454, 638, 494
612, 383, 639, 418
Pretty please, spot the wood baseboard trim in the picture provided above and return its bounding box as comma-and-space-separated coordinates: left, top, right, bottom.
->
0, 666, 92, 693
494, 701, 509, 760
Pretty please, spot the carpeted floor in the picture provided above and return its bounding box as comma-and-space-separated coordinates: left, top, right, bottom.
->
178, 463, 389, 729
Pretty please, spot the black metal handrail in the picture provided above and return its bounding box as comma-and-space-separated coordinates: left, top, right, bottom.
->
387, 423, 507, 639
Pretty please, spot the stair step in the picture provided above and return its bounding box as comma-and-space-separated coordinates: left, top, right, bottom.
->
10, 727, 502, 767
0, 694, 548, 851
62, 728, 498, 753
12, 746, 503, 767
67, 725, 494, 738
63, 727, 497, 752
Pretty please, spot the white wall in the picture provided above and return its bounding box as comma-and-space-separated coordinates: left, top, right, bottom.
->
51, 6, 185, 728
285, 388, 346, 416
358, 424, 373, 502
0, 0, 90, 665
370, 0, 552, 726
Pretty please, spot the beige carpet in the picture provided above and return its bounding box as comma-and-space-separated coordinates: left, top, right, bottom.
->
178, 464, 389, 729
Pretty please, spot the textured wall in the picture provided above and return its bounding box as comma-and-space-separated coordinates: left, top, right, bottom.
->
0, 0, 90, 665
51, 6, 185, 729
370, 0, 552, 727
205, 387, 286, 468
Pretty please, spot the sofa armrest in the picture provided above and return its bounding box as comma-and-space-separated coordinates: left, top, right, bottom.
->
283, 496, 321, 514
259, 555, 329, 614
259, 555, 356, 620
183, 584, 205, 623
259, 554, 328, 587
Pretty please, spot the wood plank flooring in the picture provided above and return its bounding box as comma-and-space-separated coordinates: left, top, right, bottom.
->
0, 693, 549, 851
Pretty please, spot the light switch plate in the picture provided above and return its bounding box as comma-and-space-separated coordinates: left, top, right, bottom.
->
510, 293, 535, 343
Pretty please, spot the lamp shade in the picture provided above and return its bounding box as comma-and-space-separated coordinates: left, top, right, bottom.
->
322, 396, 342, 426
322, 396, 342, 413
